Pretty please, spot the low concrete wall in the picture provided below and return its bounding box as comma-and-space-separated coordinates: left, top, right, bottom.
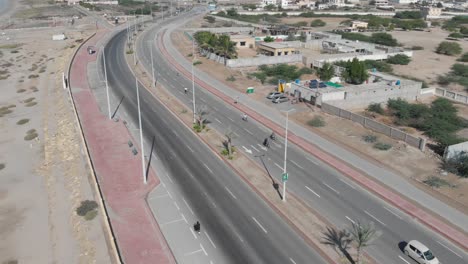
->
226, 54, 302, 68
185, 27, 254, 33
435, 87, 468, 105
444, 141, 468, 160
322, 103, 426, 150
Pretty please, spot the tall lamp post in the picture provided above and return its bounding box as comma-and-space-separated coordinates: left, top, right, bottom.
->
102, 46, 111, 119
149, 41, 155, 88
135, 76, 146, 184
282, 109, 295, 202
191, 38, 196, 124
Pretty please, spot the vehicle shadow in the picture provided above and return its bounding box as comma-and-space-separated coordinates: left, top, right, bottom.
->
399, 241, 408, 253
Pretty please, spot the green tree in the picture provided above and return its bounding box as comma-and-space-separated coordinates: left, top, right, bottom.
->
226, 8, 238, 17
449, 32, 464, 38
217, 34, 237, 65
436, 41, 463, 56
297, 32, 307, 42
321, 227, 354, 263
370, 32, 398, 46
460, 26, 468, 35
263, 36, 275, 42
386, 54, 411, 65
318, 63, 334, 82
394, 11, 422, 19
342, 58, 369, 84
437, 2, 443, 8
458, 52, 468, 62
204, 16, 216, 23
350, 221, 378, 264
264, 4, 276, 11
310, 19, 326, 27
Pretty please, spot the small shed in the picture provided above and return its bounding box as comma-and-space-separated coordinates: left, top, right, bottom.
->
52, 34, 66, 41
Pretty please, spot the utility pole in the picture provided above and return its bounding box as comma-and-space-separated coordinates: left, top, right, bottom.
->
135, 76, 146, 185
150, 41, 155, 88
102, 46, 112, 119
133, 12, 137, 65
192, 38, 196, 124
282, 109, 295, 202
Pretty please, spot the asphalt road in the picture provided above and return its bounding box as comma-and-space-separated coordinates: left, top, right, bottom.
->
135, 10, 468, 264
104, 21, 327, 264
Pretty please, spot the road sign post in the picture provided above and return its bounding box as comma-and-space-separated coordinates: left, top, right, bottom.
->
282, 172, 288, 202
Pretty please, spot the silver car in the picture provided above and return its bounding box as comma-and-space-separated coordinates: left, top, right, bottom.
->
266, 92, 283, 99
272, 96, 289, 103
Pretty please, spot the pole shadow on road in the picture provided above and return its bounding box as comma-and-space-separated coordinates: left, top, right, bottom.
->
111, 95, 125, 119
146, 135, 156, 180
255, 154, 283, 200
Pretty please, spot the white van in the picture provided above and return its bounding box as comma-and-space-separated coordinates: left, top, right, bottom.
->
404, 240, 440, 264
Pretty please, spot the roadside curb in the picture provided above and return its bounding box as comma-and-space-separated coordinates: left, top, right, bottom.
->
158, 29, 468, 251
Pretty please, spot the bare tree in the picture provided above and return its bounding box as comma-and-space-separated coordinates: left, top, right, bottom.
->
350, 221, 378, 264
322, 227, 354, 264
195, 105, 208, 130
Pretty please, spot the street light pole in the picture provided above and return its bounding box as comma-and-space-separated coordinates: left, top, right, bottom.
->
192, 38, 196, 124
102, 46, 111, 119
133, 12, 137, 65
135, 76, 146, 184
282, 109, 294, 202
149, 41, 155, 88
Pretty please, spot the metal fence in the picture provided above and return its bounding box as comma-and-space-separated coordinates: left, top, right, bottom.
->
321, 103, 426, 150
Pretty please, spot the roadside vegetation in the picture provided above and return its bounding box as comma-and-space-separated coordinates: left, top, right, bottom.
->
193, 31, 237, 64
435, 41, 463, 56
248, 64, 312, 85
76, 200, 99, 221
215, 8, 281, 24
322, 221, 379, 264
335, 58, 369, 85
310, 19, 326, 27
442, 153, 468, 178
442, 16, 468, 32
118, 0, 160, 15
438, 63, 468, 89
366, 98, 467, 154
335, 32, 399, 47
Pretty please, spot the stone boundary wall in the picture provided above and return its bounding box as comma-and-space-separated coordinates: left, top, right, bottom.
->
322, 103, 426, 150
435, 87, 468, 105
226, 54, 302, 67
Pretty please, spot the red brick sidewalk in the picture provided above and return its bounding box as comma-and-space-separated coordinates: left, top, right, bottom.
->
158, 30, 468, 251
70, 30, 175, 264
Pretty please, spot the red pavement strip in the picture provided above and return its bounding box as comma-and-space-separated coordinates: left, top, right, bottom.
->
158, 30, 468, 251
70, 30, 175, 264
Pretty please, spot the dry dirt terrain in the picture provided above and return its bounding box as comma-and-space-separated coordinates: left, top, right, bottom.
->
0, 2, 110, 264
174, 17, 468, 214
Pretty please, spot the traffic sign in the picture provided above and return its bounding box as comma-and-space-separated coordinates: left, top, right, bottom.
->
282, 173, 288, 182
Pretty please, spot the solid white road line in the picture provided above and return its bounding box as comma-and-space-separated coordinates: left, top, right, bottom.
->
436, 241, 463, 258
200, 243, 208, 256
251, 145, 260, 152
364, 210, 386, 226
184, 248, 202, 256
306, 156, 319, 165
234, 231, 245, 243
227, 117, 235, 122
182, 198, 195, 215
244, 128, 254, 135
214, 118, 222, 123
233, 132, 240, 137
323, 182, 339, 194
225, 186, 237, 199
189, 227, 198, 239
398, 255, 410, 264
305, 186, 320, 198
204, 163, 213, 173
384, 206, 403, 220
205, 231, 217, 248
166, 173, 174, 184
291, 160, 304, 169
181, 213, 188, 224
289, 258, 297, 264
339, 178, 356, 190
174, 201, 180, 211
167, 190, 173, 199
345, 216, 356, 224
161, 218, 184, 227
274, 162, 283, 171
186, 145, 194, 153
172, 129, 179, 137
252, 217, 268, 233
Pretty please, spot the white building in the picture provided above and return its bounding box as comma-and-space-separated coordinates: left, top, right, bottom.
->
391, 0, 418, 4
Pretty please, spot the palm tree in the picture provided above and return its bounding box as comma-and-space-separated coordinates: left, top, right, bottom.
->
322, 227, 354, 264
217, 34, 237, 66
350, 221, 378, 264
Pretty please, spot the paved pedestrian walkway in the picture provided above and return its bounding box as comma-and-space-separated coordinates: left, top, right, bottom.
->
69, 29, 175, 264
158, 26, 468, 250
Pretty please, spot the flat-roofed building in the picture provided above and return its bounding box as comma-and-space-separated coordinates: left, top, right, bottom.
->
351, 20, 368, 29
231, 34, 256, 49
257, 41, 301, 56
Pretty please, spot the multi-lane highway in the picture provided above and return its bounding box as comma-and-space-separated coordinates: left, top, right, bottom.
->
103, 17, 327, 264
133, 10, 468, 264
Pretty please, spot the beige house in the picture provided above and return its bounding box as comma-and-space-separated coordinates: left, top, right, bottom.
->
257, 41, 301, 56
351, 21, 368, 29
230, 35, 256, 49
